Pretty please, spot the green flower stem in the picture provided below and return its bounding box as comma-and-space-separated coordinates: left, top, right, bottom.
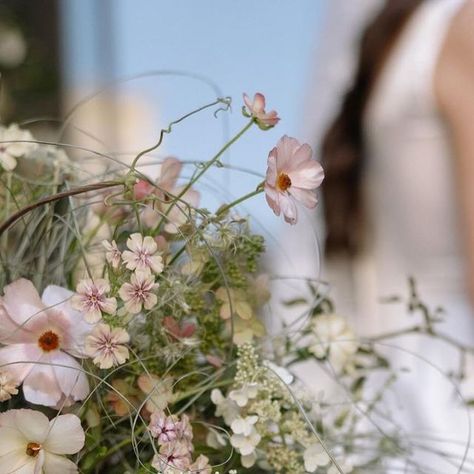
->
216, 186, 264, 218
153, 120, 254, 234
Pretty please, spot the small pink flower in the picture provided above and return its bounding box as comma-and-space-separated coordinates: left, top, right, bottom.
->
190, 454, 212, 474
152, 441, 192, 472
72, 278, 117, 323
264, 135, 324, 225
122, 233, 164, 274
85, 323, 130, 369
137, 373, 174, 413
149, 410, 180, 444
243, 92, 280, 129
102, 239, 122, 269
118, 271, 158, 314
133, 179, 155, 200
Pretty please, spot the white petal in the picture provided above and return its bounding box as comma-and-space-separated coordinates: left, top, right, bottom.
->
22, 357, 62, 407
0, 449, 35, 474
44, 414, 84, 455
12, 409, 50, 443
0, 426, 26, 455
0, 343, 42, 384
51, 352, 89, 403
42, 452, 79, 473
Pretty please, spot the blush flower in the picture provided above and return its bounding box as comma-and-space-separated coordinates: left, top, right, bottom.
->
122, 233, 164, 274
0, 408, 85, 473
0, 123, 38, 171
138, 373, 174, 413
149, 410, 180, 444
264, 135, 324, 225
118, 271, 158, 314
84, 323, 130, 369
0, 279, 90, 407
152, 441, 191, 473
71, 278, 117, 323
243, 92, 280, 130
102, 239, 122, 269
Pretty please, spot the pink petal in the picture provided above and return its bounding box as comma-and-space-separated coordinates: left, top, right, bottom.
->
0, 343, 42, 384
290, 143, 313, 168
2, 279, 48, 330
0, 304, 35, 344
41, 285, 83, 326
288, 187, 318, 209
22, 356, 63, 407
51, 351, 90, 404
265, 152, 278, 187
159, 157, 182, 191
134, 179, 154, 200
264, 185, 281, 216
279, 194, 298, 225
275, 135, 300, 171
243, 93, 252, 111
287, 161, 324, 190
44, 414, 85, 454
252, 93, 266, 113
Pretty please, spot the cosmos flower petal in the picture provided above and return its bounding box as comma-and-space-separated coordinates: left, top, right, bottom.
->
288, 187, 318, 208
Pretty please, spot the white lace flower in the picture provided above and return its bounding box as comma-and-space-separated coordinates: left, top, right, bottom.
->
71, 278, 117, 323
122, 233, 163, 274
102, 239, 121, 269
0, 369, 18, 401
0, 408, 84, 473
84, 323, 130, 369
211, 388, 240, 426
309, 314, 358, 372
229, 382, 259, 407
230, 416, 261, 456
0, 124, 38, 171
303, 443, 330, 472
118, 271, 158, 314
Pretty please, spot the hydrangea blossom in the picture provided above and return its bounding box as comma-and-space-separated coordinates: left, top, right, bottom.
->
0, 123, 38, 171
303, 443, 330, 472
230, 415, 261, 459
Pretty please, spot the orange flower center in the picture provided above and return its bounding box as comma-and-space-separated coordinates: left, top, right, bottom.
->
277, 173, 292, 191
26, 442, 41, 457
38, 330, 60, 352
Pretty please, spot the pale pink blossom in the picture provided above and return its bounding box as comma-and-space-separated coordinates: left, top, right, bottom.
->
243, 92, 280, 129
189, 454, 212, 474
102, 239, 122, 269
149, 410, 180, 444
138, 373, 174, 413
0, 408, 84, 473
71, 278, 117, 323
133, 178, 154, 200
122, 233, 164, 274
0, 279, 90, 407
118, 271, 158, 314
264, 135, 324, 225
139, 158, 201, 233
84, 323, 130, 369
0, 369, 18, 401
152, 441, 192, 472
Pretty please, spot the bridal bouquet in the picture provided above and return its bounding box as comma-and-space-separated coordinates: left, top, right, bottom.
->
0, 92, 440, 474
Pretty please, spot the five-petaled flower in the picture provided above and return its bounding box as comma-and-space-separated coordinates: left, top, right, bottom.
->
122, 233, 164, 274
102, 239, 122, 269
0, 279, 90, 407
118, 271, 158, 314
243, 92, 280, 130
264, 135, 324, 225
72, 278, 117, 323
0, 408, 85, 473
84, 323, 130, 369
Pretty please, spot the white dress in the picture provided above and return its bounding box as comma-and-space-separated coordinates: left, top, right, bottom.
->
361, 0, 474, 471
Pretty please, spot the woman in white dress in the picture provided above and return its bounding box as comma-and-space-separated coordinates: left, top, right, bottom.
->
320, 0, 474, 471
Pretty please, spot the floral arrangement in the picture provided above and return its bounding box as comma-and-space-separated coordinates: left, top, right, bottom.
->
0, 91, 470, 474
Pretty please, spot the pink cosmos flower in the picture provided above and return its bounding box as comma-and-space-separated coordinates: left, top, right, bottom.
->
0, 409, 85, 473
122, 233, 164, 274
149, 410, 180, 444
118, 271, 158, 314
84, 323, 130, 369
243, 92, 280, 129
71, 278, 117, 323
102, 239, 122, 269
0, 279, 90, 407
264, 135, 324, 225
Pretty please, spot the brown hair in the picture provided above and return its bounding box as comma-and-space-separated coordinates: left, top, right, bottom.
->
321, 0, 423, 256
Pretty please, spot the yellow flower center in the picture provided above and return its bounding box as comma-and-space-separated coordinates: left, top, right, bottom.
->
26, 442, 41, 457
38, 330, 59, 352
277, 173, 292, 192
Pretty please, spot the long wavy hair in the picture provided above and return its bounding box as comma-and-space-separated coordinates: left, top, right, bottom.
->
321, 0, 423, 257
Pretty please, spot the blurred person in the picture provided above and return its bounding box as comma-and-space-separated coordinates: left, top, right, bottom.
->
320, 0, 474, 470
